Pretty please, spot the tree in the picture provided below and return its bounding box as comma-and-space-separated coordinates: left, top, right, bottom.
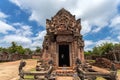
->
8, 42, 29, 54
0, 47, 8, 53
0, 42, 33, 54
24, 48, 32, 54
0, 47, 3, 52
99, 42, 114, 55
8, 42, 17, 53
91, 42, 114, 56
35, 46, 41, 53
92, 46, 100, 56
84, 50, 92, 56
16, 45, 25, 54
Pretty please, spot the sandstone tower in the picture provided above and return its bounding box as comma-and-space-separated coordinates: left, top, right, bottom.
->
42, 8, 84, 70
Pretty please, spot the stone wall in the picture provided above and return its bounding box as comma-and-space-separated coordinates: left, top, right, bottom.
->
0, 52, 38, 62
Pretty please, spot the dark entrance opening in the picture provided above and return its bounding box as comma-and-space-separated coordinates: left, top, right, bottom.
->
59, 44, 70, 67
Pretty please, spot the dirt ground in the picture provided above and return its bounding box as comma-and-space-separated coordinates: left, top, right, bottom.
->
0, 60, 120, 80
0, 59, 37, 80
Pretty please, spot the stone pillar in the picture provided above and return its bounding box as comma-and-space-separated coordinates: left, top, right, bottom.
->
81, 48, 85, 64
78, 48, 81, 60
71, 42, 74, 69
73, 41, 78, 68
50, 42, 57, 69
54, 42, 57, 69
42, 49, 46, 59
77, 47, 84, 64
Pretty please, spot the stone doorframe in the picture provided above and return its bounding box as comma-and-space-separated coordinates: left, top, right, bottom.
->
56, 43, 72, 69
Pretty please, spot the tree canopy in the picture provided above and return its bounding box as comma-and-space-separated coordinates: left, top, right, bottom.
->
85, 42, 120, 56
0, 42, 34, 54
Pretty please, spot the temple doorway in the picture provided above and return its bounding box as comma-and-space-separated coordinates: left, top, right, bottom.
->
59, 44, 70, 67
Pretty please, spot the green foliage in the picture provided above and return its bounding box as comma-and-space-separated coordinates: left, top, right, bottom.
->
93, 42, 114, 56
84, 50, 92, 56
8, 42, 25, 54
96, 77, 106, 80
24, 48, 32, 54
0, 47, 2, 51
35, 46, 41, 53
0, 42, 32, 54
85, 42, 120, 56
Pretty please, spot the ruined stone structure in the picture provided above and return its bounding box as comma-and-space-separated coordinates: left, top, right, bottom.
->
19, 9, 117, 80
42, 8, 84, 70
106, 45, 120, 62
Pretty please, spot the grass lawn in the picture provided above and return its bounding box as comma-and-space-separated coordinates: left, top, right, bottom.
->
23, 68, 35, 79
24, 75, 34, 79
96, 77, 106, 80
117, 70, 120, 74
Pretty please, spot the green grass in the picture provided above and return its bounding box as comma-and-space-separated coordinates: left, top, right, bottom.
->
96, 77, 106, 80
23, 68, 36, 79
87, 60, 96, 64
24, 75, 34, 79
117, 70, 120, 74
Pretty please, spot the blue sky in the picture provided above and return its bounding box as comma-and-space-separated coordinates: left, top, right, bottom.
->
0, 0, 120, 50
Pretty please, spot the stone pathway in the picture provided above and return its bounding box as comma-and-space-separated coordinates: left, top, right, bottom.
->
56, 76, 73, 80
0, 59, 37, 80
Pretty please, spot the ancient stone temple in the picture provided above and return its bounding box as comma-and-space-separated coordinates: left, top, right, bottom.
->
19, 8, 117, 80
42, 8, 84, 70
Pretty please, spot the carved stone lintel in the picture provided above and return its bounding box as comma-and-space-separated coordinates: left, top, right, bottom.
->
56, 35, 73, 42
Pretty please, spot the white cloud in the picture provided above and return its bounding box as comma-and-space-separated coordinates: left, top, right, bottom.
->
33, 30, 46, 40
96, 37, 119, 46
84, 40, 95, 51
0, 11, 15, 34
10, 0, 120, 34
11, 22, 33, 37
0, 21, 16, 34
110, 15, 120, 36
12, 22, 23, 26
15, 25, 33, 37
31, 30, 46, 50
0, 11, 8, 19
0, 12, 14, 34
81, 21, 91, 35
0, 30, 47, 50
117, 36, 120, 40
8, 0, 120, 50
85, 40, 94, 47
3, 35, 31, 44
10, 0, 21, 7
0, 21, 35, 49
1, 35, 32, 48
30, 41, 43, 50
110, 15, 120, 27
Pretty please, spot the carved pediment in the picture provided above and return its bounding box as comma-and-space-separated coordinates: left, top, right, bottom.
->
46, 8, 81, 34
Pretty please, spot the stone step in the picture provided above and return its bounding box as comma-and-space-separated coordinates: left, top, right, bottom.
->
55, 70, 75, 76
